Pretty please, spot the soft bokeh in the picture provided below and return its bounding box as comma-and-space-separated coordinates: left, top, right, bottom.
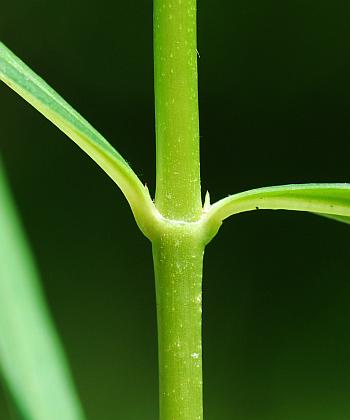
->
1, 1, 350, 419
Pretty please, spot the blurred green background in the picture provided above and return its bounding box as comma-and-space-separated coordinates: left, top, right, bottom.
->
1, 1, 350, 419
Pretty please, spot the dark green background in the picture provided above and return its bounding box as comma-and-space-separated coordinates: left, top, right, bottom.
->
1, 1, 350, 419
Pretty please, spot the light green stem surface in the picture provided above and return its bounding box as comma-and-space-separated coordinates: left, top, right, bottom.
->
153, 0, 204, 418
0, 159, 85, 420
154, 0, 201, 221
153, 226, 204, 420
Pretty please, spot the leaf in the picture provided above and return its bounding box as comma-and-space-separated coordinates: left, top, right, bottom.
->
206, 183, 350, 226
0, 158, 85, 420
0, 42, 157, 237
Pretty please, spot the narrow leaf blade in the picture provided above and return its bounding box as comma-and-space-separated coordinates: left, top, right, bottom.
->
207, 183, 350, 225
0, 42, 154, 224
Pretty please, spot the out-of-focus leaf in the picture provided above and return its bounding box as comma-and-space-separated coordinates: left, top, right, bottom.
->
0, 158, 85, 420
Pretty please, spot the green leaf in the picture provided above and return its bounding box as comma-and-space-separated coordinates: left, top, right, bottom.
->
0, 158, 85, 420
0, 42, 157, 238
206, 183, 350, 226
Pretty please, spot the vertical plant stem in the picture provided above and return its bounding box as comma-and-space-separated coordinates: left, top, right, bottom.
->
153, 0, 201, 221
153, 0, 205, 418
153, 0, 204, 418
153, 228, 204, 420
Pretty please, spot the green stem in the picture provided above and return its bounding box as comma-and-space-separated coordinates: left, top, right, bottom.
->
153, 0, 205, 417
153, 225, 204, 420
153, 0, 201, 221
